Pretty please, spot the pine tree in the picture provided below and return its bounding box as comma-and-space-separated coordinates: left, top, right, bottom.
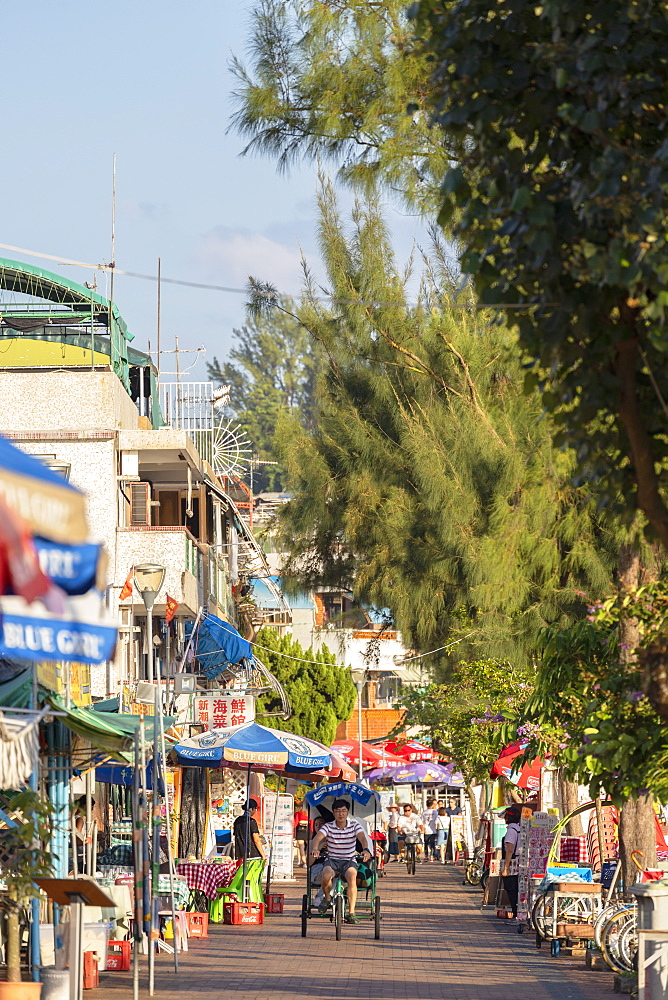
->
207, 302, 319, 491
230, 0, 446, 211
268, 182, 621, 667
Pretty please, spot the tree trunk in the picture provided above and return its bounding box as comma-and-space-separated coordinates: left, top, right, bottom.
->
617, 545, 656, 885
178, 768, 208, 858
559, 774, 584, 836
619, 794, 657, 890
466, 784, 479, 830
6, 908, 20, 982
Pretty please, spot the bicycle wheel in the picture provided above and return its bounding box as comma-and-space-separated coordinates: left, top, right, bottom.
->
407, 844, 416, 875
301, 894, 308, 938
594, 902, 632, 950
601, 909, 636, 974
334, 895, 344, 941
531, 892, 554, 940
374, 896, 381, 940
617, 916, 638, 972
465, 861, 483, 886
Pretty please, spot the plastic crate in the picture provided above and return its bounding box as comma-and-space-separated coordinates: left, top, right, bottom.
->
223, 901, 265, 925
186, 911, 209, 938
106, 940, 132, 971
83, 951, 99, 990
264, 893, 284, 914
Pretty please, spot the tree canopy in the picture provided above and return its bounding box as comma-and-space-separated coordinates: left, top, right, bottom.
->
207, 303, 319, 491
230, 0, 446, 210
254, 626, 356, 746
415, 0, 668, 546
271, 182, 620, 666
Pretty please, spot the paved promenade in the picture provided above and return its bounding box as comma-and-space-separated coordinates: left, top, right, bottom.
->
88, 862, 617, 1000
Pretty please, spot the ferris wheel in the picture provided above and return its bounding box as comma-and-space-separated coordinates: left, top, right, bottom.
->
211, 416, 252, 479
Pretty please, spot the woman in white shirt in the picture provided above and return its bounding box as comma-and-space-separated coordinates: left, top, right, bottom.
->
434, 807, 451, 863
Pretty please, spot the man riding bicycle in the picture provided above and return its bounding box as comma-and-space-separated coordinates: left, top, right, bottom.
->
309, 797, 373, 924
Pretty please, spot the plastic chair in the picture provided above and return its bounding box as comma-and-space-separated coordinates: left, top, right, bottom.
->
208, 859, 265, 922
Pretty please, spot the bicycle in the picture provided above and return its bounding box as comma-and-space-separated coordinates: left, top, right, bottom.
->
404, 838, 419, 875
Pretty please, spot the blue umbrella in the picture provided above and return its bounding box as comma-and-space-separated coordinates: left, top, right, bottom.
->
173, 721, 331, 773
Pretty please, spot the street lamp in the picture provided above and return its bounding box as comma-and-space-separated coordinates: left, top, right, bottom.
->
350, 668, 367, 781
134, 563, 165, 684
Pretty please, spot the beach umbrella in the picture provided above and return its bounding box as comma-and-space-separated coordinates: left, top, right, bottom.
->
173, 721, 331, 772
490, 741, 544, 791
331, 739, 405, 769
374, 738, 435, 761
174, 721, 332, 901
390, 761, 455, 784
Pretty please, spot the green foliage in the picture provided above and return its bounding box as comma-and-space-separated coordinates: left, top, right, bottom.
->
254, 626, 356, 745
520, 617, 668, 803
231, 0, 448, 210
416, 0, 668, 545
275, 182, 619, 663
0, 786, 54, 907
207, 303, 319, 491
395, 659, 532, 783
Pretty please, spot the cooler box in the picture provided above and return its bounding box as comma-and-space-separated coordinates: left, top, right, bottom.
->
265, 893, 284, 914
223, 901, 265, 925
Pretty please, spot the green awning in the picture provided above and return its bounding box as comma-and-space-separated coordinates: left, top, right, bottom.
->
0, 667, 33, 709
50, 696, 133, 758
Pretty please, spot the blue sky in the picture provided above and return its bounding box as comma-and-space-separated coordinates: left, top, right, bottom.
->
0, 0, 427, 379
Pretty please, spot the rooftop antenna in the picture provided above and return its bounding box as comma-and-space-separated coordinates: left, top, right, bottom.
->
157, 258, 162, 387
109, 153, 117, 357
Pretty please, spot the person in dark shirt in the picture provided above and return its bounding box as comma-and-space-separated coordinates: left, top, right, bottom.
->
233, 798, 266, 860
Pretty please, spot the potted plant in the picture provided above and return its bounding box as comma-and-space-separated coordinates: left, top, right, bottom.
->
0, 786, 54, 998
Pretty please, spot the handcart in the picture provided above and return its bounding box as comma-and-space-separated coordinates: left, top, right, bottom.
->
300, 781, 381, 940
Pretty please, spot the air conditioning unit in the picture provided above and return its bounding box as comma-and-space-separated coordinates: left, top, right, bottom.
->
129, 482, 151, 526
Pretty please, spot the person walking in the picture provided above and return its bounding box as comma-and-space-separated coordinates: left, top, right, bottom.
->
421, 798, 438, 861
435, 807, 451, 863
385, 803, 400, 861
501, 804, 522, 925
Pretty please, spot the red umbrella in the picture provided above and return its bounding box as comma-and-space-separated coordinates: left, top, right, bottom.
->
374, 739, 435, 762
330, 740, 405, 768
490, 741, 544, 791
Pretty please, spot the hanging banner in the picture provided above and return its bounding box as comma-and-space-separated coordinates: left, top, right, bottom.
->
193, 694, 255, 728
34, 539, 104, 596
0, 593, 117, 665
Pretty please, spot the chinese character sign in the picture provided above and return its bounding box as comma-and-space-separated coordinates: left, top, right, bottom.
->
194, 695, 255, 728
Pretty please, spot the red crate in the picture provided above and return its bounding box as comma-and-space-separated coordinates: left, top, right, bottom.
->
264, 893, 284, 914
106, 940, 132, 971
186, 911, 209, 938
83, 951, 99, 990
223, 901, 265, 925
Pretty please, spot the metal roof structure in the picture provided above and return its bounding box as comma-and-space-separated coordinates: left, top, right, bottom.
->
0, 258, 134, 390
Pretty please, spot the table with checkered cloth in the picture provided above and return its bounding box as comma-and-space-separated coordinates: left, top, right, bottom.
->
175, 859, 238, 899
560, 836, 588, 864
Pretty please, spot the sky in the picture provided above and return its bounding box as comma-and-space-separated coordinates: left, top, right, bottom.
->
0, 0, 428, 381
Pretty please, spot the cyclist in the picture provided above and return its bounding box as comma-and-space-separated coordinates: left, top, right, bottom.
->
309, 797, 373, 924
398, 803, 423, 861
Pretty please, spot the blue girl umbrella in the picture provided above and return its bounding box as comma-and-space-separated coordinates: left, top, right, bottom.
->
174, 722, 332, 901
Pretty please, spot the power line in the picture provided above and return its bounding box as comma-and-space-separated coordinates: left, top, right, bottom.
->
0, 240, 554, 312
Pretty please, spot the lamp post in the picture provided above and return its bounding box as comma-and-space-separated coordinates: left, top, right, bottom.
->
133, 564, 165, 997
133, 564, 166, 684
350, 668, 366, 781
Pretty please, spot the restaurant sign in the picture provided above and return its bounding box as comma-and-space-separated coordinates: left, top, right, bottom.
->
193, 694, 255, 728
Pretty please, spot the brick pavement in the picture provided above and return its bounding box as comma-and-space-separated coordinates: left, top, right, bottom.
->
87, 862, 618, 999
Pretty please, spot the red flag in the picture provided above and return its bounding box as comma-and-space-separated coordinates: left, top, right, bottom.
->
165, 594, 178, 623
119, 566, 133, 601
